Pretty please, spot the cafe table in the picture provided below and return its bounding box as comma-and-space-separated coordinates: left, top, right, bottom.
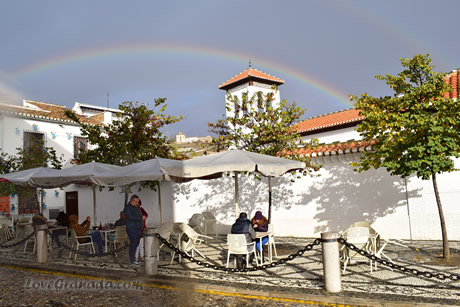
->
255, 231, 272, 264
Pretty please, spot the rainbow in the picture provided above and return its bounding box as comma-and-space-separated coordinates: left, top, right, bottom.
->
336, 1, 455, 70
10, 43, 352, 107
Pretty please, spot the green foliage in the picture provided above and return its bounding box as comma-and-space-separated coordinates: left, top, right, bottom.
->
350, 54, 460, 259
350, 54, 460, 179
207, 90, 319, 174
67, 99, 183, 166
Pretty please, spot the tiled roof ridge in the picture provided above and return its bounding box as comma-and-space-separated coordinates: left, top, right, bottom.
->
303, 107, 358, 121
0, 102, 51, 113
218, 66, 284, 89
24, 99, 67, 109
294, 139, 375, 157
295, 108, 364, 133
0, 102, 100, 125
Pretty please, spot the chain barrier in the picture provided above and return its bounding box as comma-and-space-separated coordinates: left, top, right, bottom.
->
0, 231, 35, 249
50, 232, 129, 257
338, 237, 460, 282
154, 233, 321, 273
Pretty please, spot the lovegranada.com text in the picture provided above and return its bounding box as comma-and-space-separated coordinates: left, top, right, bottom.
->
24, 278, 143, 292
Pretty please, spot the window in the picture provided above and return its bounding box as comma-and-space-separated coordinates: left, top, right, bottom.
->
23, 131, 44, 151
17, 186, 39, 214
74, 136, 87, 159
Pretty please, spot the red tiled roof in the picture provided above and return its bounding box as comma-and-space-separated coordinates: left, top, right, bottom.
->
0, 100, 102, 125
295, 140, 375, 157
294, 108, 364, 134
218, 67, 284, 90
444, 70, 459, 99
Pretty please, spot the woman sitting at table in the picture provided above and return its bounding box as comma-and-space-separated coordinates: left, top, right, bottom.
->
251, 211, 269, 253
69, 215, 103, 256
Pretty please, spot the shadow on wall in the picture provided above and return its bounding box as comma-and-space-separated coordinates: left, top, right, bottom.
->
300, 158, 422, 233
172, 173, 297, 222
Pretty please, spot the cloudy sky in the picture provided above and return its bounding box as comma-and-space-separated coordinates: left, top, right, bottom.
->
1, 0, 458, 137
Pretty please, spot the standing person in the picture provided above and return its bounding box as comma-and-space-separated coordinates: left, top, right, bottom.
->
231, 212, 256, 269
124, 195, 143, 266
135, 199, 148, 262
251, 211, 269, 261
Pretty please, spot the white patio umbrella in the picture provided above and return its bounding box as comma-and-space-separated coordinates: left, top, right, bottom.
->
90, 158, 183, 224
0, 167, 60, 186
0, 167, 62, 214
170, 150, 306, 220
28, 162, 122, 226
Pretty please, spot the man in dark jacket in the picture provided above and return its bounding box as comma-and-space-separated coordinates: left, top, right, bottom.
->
124, 195, 144, 266
231, 212, 256, 268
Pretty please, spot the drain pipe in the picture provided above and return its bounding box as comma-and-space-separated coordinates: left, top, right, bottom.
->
404, 177, 413, 240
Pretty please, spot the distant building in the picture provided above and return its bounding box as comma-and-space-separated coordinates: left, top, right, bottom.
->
175, 132, 211, 144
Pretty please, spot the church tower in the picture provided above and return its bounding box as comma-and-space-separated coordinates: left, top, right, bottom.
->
218, 63, 284, 120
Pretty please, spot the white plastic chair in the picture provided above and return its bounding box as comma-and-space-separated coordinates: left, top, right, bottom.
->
171, 223, 212, 263
157, 223, 174, 261
341, 226, 372, 273
68, 229, 95, 260
188, 213, 205, 234
370, 222, 408, 269
202, 211, 218, 239
108, 225, 128, 256
267, 224, 278, 260
226, 234, 258, 269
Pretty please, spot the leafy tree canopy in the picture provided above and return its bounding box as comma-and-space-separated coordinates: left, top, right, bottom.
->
351, 54, 460, 179
66, 99, 183, 165
208, 90, 319, 174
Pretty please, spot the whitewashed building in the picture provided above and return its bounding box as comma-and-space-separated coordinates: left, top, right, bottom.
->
168, 68, 460, 240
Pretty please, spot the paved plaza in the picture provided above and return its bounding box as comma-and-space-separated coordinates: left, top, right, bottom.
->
0, 236, 459, 306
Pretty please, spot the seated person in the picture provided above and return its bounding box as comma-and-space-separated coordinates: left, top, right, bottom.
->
68, 215, 103, 256
114, 211, 126, 226
251, 211, 269, 254
56, 211, 69, 227
32, 213, 47, 226
231, 212, 256, 268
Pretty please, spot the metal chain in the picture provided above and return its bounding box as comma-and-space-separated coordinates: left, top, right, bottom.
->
155, 233, 321, 273
0, 231, 35, 248
338, 237, 460, 282
50, 232, 129, 257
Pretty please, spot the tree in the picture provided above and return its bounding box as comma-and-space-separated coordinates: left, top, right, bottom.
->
350, 54, 460, 259
208, 90, 318, 170
66, 99, 182, 203
208, 90, 319, 222
0, 139, 64, 212
66, 99, 182, 165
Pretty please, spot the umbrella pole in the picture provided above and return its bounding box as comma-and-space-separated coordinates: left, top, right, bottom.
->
268, 176, 272, 224
158, 182, 163, 224
40, 189, 44, 215
92, 185, 97, 227
234, 172, 239, 219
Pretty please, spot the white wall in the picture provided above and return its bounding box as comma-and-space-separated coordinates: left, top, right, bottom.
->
165, 154, 460, 240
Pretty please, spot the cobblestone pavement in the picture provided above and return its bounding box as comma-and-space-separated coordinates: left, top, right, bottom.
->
0, 266, 317, 307
0, 236, 459, 306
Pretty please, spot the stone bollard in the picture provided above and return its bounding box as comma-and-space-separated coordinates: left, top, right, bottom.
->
321, 232, 341, 293
144, 228, 158, 276
36, 224, 48, 264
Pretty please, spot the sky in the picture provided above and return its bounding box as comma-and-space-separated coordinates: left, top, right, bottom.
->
1, 0, 459, 138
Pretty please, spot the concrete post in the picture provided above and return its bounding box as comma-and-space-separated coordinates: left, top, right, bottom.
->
144, 228, 158, 275
321, 232, 341, 293
36, 224, 48, 264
